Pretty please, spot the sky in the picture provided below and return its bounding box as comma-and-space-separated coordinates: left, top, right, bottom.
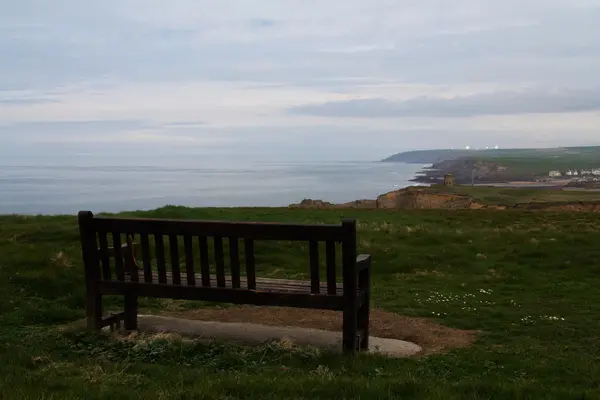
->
1, 0, 600, 161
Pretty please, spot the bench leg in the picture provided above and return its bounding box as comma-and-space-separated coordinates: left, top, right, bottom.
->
342, 307, 358, 353
124, 294, 138, 330
358, 295, 370, 350
86, 289, 103, 330
358, 268, 371, 351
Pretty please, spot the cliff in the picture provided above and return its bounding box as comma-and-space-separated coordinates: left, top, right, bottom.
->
289, 187, 600, 212
290, 187, 485, 210
414, 159, 516, 184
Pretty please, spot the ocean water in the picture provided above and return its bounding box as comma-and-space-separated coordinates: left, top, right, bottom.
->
0, 153, 426, 215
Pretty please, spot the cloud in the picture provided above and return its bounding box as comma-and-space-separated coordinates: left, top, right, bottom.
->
288, 89, 600, 118
248, 18, 277, 29
0, 98, 60, 105
0, 120, 150, 142
1, 0, 600, 154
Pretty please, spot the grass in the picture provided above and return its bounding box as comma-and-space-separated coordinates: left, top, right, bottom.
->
384, 145, 600, 173
472, 146, 600, 177
2, 206, 600, 398
426, 185, 600, 206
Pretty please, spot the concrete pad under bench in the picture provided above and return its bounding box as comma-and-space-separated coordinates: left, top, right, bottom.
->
108, 315, 422, 358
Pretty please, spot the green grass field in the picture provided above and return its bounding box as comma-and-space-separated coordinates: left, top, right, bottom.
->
480, 147, 600, 175
426, 185, 600, 206
2, 207, 600, 399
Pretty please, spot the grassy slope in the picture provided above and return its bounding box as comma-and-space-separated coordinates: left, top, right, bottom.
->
425, 185, 600, 206
461, 147, 600, 178
383, 146, 600, 169
2, 207, 600, 398
388, 146, 600, 182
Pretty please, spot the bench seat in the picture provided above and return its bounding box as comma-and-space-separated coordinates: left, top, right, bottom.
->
126, 272, 346, 295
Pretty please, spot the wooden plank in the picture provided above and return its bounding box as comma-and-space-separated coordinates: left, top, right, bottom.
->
214, 237, 226, 287
130, 272, 345, 294
342, 218, 358, 353
112, 232, 125, 281
125, 234, 139, 282
183, 235, 196, 286
92, 216, 345, 242
97, 232, 112, 280
309, 241, 320, 294
229, 237, 241, 289
357, 254, 372, 350
169, 235, 181, 285
326, 240, 337, 295
244, 238, 256, 290
198, 236, 211, 287
78, 211, 103, 330
97, 280, 344, 311
140, 233, 153, 283
155, 234, 167, 284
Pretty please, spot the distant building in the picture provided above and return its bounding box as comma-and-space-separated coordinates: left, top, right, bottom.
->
581, 169, 592, 176
592, 168, 600, 176
549, 170, 562, 177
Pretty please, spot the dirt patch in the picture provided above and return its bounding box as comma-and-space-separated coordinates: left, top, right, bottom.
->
162, 306, 478, 356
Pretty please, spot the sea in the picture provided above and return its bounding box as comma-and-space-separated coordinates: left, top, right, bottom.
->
0, 152, 427, 215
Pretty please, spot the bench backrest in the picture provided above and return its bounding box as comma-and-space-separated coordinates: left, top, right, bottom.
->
78, 211, 357, 295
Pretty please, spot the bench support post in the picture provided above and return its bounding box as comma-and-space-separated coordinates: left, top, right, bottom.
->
78, 211, 103, 330
358, 255, 372, 350
342, 219, 358, 353
124, 293, 138, 330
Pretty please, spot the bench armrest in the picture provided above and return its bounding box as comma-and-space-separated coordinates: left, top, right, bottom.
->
357, 254, 371, 272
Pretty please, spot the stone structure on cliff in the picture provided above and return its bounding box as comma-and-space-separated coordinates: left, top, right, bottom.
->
444, 174, 454, 187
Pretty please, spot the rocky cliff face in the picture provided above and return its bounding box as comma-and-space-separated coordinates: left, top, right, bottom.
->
413, 159, 517, 184
289, 198, 377, 209
376, 188, 484, 209
290, 188, 484, 210
289, 187, 600, 212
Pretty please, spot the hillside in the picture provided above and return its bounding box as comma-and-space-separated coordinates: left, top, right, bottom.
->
381, 149, 480, 163
383, 146, 600, 184
291, 185, 600, 210
382, 146, 600, 164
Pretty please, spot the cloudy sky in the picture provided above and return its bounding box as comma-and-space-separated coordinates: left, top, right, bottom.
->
1, 0, 600, 160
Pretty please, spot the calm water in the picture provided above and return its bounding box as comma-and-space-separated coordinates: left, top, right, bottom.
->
0, 154, 426, 215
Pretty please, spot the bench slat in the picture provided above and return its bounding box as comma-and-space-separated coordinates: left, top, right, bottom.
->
214, 237, 226, 287
326, 240, 337, 295
198, 236, 211, 287
126, 234, 139, 282
244, 239, 256, 290
169, 235, 181, 285
112, 232, 125, 280
98, 280, 345, 311
229, 237, 241, 289
92, 216, 345, 242
126, 271, 345, 295
309, 241, 320, 294
184, 235, 196, 286
155, 234, 167, 284
98, 232, 111, 280
140, 233, 153, 283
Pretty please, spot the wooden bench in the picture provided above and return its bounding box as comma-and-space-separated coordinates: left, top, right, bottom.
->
78, 211, 372, 353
